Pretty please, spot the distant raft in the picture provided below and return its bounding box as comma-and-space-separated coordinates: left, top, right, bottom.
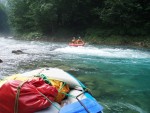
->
69, 42, 85, 47
69, 38, 85, 47
0, 68, 103, 113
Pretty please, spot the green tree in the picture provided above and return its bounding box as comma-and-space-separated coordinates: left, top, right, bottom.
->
8, 0, 31, 33
98, 0, 150, 35
7, 0, 150, 37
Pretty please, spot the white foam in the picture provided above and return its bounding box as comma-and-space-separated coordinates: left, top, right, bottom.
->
54, 46, 150, 59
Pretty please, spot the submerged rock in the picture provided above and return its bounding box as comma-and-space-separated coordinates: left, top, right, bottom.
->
0, 59, 3, 63
12, 50, 24, 54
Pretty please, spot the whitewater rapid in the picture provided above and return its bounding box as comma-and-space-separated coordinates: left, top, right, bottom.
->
1, 37, 149, 63
1, 36, 149, 77
54, 46, 150, 59
0, 37, 150, 113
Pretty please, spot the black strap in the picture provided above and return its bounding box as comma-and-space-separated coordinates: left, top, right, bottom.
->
76, 91, 91, 113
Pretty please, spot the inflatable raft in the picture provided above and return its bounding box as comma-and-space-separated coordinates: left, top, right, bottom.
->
69, 43, 85, 47
0, 68, 103, 113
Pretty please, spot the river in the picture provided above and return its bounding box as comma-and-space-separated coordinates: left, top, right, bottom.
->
0, 37, 150, 113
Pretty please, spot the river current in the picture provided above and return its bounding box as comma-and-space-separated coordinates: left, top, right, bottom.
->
0, 37, 150, 113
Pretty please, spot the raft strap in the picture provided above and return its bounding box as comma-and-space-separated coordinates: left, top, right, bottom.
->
14, 80, 60, 113
37, 90, 60, 111
76, 90, 91, 113
14, 81, 26, 113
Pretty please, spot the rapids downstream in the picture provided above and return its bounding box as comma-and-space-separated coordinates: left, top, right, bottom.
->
0, 37, 150, 113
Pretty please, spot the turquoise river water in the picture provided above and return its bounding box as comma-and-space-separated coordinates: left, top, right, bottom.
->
0, 37, 150, 113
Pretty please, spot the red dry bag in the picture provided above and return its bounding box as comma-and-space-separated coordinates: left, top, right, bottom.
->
0, 78, 58, 113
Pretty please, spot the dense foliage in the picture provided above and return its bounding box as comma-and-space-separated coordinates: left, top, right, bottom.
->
7, 0, 150, 39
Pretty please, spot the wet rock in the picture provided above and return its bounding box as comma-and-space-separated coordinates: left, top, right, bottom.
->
12, 50, 24, 54
0, 59, 3, 63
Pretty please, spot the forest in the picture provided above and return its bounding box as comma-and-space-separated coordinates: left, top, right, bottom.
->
0, 0, 150, 47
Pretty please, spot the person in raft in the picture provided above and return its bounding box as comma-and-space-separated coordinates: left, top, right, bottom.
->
71, 37, 76, 44
76, 37, 83, 44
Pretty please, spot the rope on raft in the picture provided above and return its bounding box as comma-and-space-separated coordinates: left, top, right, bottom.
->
35, 73, 92, 113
